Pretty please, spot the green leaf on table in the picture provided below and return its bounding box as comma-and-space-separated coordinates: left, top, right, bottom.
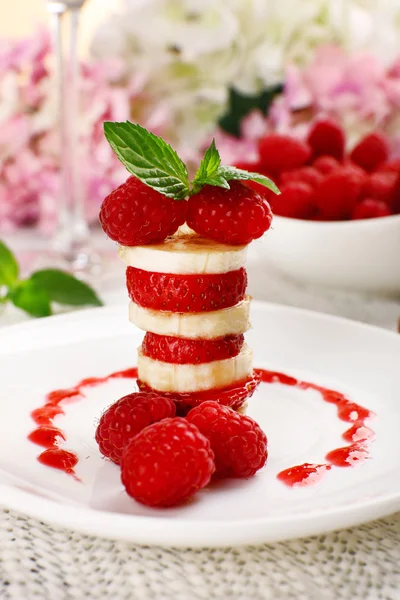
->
30, 269, 102, 307
0, 240, 19, 287
9, 279, 51, 318
104, 121, 190, 199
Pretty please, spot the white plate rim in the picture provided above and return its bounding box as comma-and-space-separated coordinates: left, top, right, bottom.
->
1, 479, 400, 548
1, 302, 400, 548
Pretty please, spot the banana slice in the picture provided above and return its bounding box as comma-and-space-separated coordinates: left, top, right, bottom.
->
118, 234, 247, 274
129, 297, 251, 339
138, 344, 253, 393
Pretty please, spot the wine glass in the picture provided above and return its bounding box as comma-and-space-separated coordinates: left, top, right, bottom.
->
46, 0, 100, 275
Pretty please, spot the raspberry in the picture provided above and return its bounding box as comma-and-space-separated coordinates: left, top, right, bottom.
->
187, 181, 273, 245
120, 418, 215, 507
99, 176, 187, 246
95, 392, 175, 464
363, 171, 397, 204
138, 371, 261, 416
379, 159, 400, 173
258, 134, 311, 173
233, 160, 267, 173
312, 167, 366, 220
234, 161, 278, 196
279, 167, 323, 188
389, 173, 400, 212
313, 155, 341, 174
307, 119, 345, 160
142, 332, 244, 364
344, 161, 366, 176
350, 132, 389, 172
243, 179, 277, 197
126, 267, 247, 313
352, 198, 392, 219
187, 401, 267, 478
271, 182, 315, 219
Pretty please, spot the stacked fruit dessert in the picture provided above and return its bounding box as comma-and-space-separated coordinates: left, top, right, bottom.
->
96, 122, 279, 507
120, 232, 257, 415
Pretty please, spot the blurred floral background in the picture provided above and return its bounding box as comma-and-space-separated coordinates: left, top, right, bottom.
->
2, 0, 400, 233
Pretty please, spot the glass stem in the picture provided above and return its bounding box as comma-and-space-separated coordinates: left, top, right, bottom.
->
50, 2, 91, 269
66, 7, 90, 259
49, 5, 67, 228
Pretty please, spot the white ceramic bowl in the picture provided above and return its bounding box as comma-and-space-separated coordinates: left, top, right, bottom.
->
259, 214, 400, 295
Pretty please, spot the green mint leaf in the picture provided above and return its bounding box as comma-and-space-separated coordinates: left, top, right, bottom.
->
199, 174, 230, 190
104, 121, 190, 199
217, 166, 280, 195
30, 270, 102, 307
192, 139, 221, 192
0, 240, 19, 287
9, 279, 51, 318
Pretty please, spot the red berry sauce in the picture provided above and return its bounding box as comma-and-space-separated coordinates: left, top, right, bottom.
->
38, 448, 78, 474
325, 444, 370, 467
256, 368, 375, 487
342, 422, 375, 443
138, 372, 261, 415
28, 426, 65, 448
28, 366, 375, 489
28, 367, 137, 477
277, 463, 332, 487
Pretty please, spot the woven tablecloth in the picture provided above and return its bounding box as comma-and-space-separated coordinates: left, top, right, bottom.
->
1, 508, 399, 599
1, 240, 400, 599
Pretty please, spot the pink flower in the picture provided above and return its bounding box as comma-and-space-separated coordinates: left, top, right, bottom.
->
0, 114, 31, 158
211, 129, 258, 166
284, 64, 313, 111
0, 28, 170, 234
240, 110, 269, 141
302, 46, 346, 103
0, 149, 57, 231
215, 44, 400, 165
0, 27, 50, 73
294, 45, 397, 129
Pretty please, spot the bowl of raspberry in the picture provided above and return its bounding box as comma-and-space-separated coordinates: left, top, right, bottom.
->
238, 122, 400, 294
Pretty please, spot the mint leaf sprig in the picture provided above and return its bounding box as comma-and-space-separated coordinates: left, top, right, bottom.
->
0, 240, 102, 318
191, 139, 280, 196
104, 121, 280, 199
104, 122, 189, 200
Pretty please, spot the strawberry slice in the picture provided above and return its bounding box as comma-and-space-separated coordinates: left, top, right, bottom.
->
258, 134, 311, 173
138, 372, 261, 415
307, 119, 345, 160
142, 333, 244, 364
350, 132, 389, 172
126, 267, 247, 313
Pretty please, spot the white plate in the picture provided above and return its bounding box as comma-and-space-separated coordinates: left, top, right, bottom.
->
0, 303, 399, 548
